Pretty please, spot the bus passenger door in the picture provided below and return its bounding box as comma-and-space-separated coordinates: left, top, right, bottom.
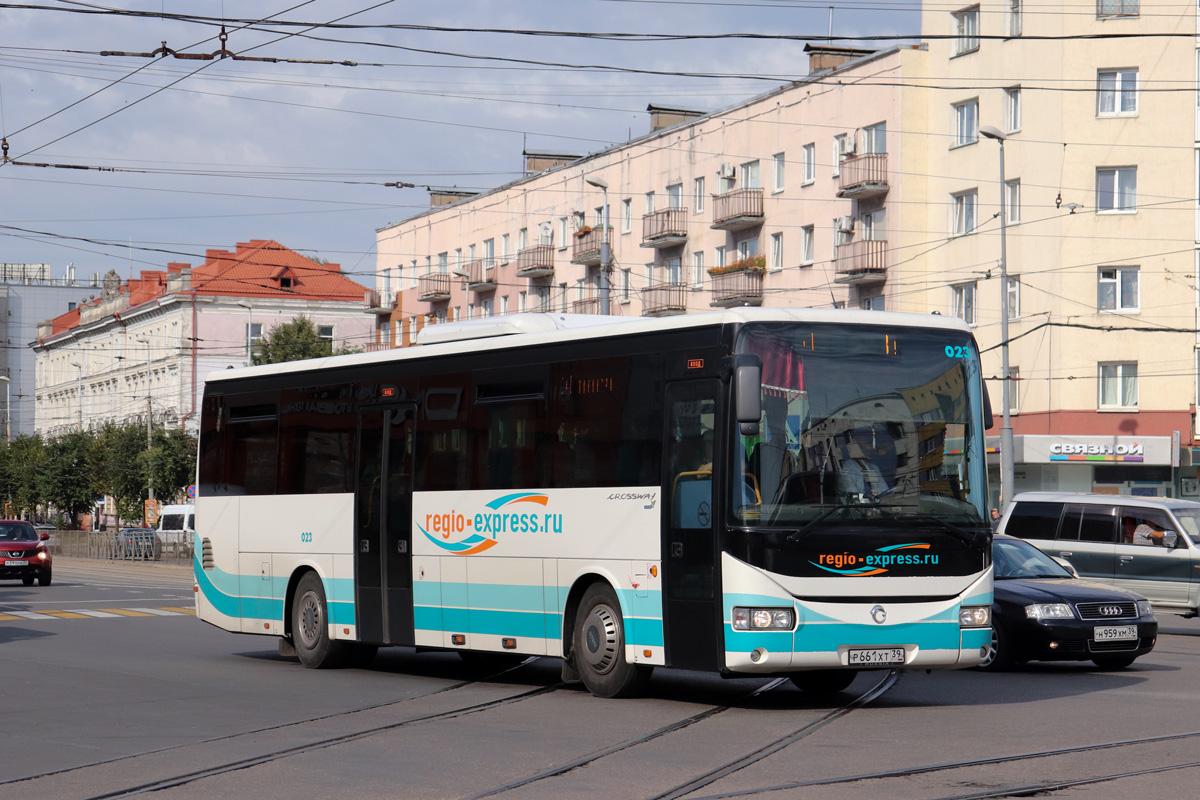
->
355, 404, 416, 646
663, 380, 721, 670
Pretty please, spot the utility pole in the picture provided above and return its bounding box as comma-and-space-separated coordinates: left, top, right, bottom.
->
70, 361, 83, 432
585, 176, 611, 313
136, 337, 156, 512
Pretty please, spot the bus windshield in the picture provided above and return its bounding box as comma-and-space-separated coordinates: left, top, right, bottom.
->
733, 322, 987, 529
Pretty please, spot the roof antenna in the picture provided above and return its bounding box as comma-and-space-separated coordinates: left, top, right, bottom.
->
828, 6, 834, 39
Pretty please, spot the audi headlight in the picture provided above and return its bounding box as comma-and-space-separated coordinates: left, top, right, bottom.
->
1136, 600, 1154, 618
732, 607, 795, 631
959, 605, 991, 627
1025, 603, 1074, 620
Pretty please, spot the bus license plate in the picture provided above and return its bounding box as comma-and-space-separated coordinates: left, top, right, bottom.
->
4, 559, 28, 566
1094, 626, 1137, 642
848, 648, 905, 666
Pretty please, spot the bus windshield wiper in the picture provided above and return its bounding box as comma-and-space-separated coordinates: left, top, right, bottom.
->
894, 513, 978, 546
786, 504, 863, 543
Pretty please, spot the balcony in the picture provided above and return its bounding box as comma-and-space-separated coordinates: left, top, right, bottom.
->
363, 289, 394, 315
570, 295, 606, 315
465, 258, 497, 291
641, 208, 688, 248
837, 153, 889, 199
709, 270, 763, 307
516, 244, 555, 278
711, 188, 764, 231
570, 227, 609, 265
641, 282, 688, 316
834, 239, 888, 284
418, 272, 452, 301
364, 341, 392, 353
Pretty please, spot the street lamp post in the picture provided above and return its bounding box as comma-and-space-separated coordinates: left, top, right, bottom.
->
70, 361, 83, 432
0, 375, 9, 443
980, 124, 1014, 508
135, 336, 155, 511
584, 176, 611, 313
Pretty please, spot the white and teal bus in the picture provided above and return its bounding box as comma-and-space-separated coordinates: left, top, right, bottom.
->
195, 308, 993, 697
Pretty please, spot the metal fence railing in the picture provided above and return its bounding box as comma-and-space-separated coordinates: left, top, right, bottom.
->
47, 530, 194, 565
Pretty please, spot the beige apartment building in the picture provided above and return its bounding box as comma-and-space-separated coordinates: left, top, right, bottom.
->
913, 0, 1200, 499
374, 44, 930, 341
373, 1, 1200, 499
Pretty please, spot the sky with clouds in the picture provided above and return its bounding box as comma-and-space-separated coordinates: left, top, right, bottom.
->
0, 0, 920, 288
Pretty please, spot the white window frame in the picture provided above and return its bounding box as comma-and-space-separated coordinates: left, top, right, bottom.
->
952, 189, 978, 235
1096, 166, 1137, 213
1097, 0, 1139, 19
1099, 362, 1138, 409
693, 177, 705, 214
770, 232, 783, 271
800, 225, 815, 266
557, 218, 568, 249
952, 99, 979, 147
773, 152, 787, 192
952, 6, 980, 56
1005, 86, 1022, 132
1007, 366, 1020, 413
691, 251, 704, 287
517, 227, 527, 252
1009, 0, 1022, 37
500, 234, 510, 264
1098, 266, 1140, 312
715, 245, 726, 269
740, 160, 760, 189
832, 135, 847, 177
645, 191, 656, 215
802, 144, 815, 185
410, 259, 418, 288
621, 199, 632, 233
667, 183, 683, 209
1004, 178, 1021, 224
1007, 276, 1021, 319
862, 122, 886, 154
620, 268, 631, 302
952, 282, 977, 325
1097, 68, 1138, 116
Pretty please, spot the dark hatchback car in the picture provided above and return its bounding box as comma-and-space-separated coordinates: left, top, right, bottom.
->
982, 535, 1157, 670
0, 520, 53, 586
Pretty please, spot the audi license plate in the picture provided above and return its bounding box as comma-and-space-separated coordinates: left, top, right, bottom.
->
4, 559, 28, 566
1094, 626, 1137, 642
847, 647, 905, 666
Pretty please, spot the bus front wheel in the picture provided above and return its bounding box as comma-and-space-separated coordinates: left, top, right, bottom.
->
292, 572, 347, 669
572, 583, 650, 698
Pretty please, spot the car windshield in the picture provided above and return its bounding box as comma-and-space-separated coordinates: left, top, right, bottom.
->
993, 537, 1072, 580
732, 322, 988, 530
0, 523, 37, 542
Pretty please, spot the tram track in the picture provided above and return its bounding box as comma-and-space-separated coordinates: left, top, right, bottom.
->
683, 728, 1200, 799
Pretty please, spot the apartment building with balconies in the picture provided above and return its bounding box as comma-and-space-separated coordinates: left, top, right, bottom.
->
374, 44, 933, 344
916, 1, 1200, 499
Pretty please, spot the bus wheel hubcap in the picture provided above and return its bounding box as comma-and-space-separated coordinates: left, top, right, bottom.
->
299, 594, 321, 646
581, 603, 619, 675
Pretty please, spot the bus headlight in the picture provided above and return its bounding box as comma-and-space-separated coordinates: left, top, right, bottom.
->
1025, 603, 1073, 620
959, 605, 991, 627
732, 607, 795, 631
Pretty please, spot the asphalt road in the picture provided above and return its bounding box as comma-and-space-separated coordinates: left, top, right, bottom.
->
4, 558, 1200, 800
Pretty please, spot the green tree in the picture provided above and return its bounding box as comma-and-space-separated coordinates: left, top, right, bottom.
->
142, 427, 197, 503
252, 315, 360, 365
6, 434, 46, 518
40, 431, 95, 519
88, 424, 148, 525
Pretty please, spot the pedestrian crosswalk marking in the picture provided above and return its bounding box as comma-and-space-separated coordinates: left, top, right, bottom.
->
0, 606, 193, 621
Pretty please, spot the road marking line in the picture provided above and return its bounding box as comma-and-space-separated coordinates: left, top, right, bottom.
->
7, 611, 55, 620
128, 607, 183, 616
96, 608, 154, 617
73, 610, 122, 618
40, 610, 91, 619
159, 606, 196, 615
0, 613, 23, 621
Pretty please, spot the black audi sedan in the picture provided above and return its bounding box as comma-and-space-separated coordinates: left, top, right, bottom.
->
981, 535, 1157, 670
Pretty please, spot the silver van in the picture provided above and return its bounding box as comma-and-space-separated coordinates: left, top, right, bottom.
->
156, 504, 195, 558
998, 492, 1200, 617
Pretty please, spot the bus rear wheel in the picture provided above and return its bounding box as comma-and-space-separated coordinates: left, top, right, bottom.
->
292, 572, 347, 669
573, 583, 650, 698
789, 669, 858, 694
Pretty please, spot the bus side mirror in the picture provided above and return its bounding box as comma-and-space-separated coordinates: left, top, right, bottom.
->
983, 381, 995, 430
734, 360, 761, 437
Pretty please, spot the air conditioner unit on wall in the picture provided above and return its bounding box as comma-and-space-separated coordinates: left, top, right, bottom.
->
840, 135, 857, 156
718, 162, 736, 179
836, 215, 855, 233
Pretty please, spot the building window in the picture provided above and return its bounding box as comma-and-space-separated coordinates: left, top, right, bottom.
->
538, 222, 553, 246
1097, 167, 1137, 212
952, 6, 980, 56
952, 189, 978, 235
1099, 362, 1138, 408
740, 160, 760, 189
317, 324, 333, 343
801, 225, 815, 266
410, 259, 418, 287
860, 293, 884, 311
770, 233, 783, 271
621, 268, 631, 301
1007, 366, 1020, 413
1097, 0, 1138, 19
667, 183, 683, 209
736, 236, 758, 261
774, 152, 787, 191
832, 134, 849, 177
501, 295, 509, 315
500, 234, 510, 264
693, 177, 705, 214
1007, 276, 1021, 319
518, 290, 527, 312
691, 252, 704, 286
952, 99, 978, 147
454, 247, 463, 271
1098, 266, 1139, 312
645, 191, 656, 215
518, 227, 527, 252
1009, 0, 1022, 37
862, 122, 886, 154
1005, 179, 1021, 223
1098, 69, 1138, 115
952, 283, 977, 325
1005, 87, 1022, 132
802, 145, 816, 185
247, 322, 263, 354
715, 245, 726, 269
621, 199, 632, 233
437, 252, 448, 273
557, 218, 568, 248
